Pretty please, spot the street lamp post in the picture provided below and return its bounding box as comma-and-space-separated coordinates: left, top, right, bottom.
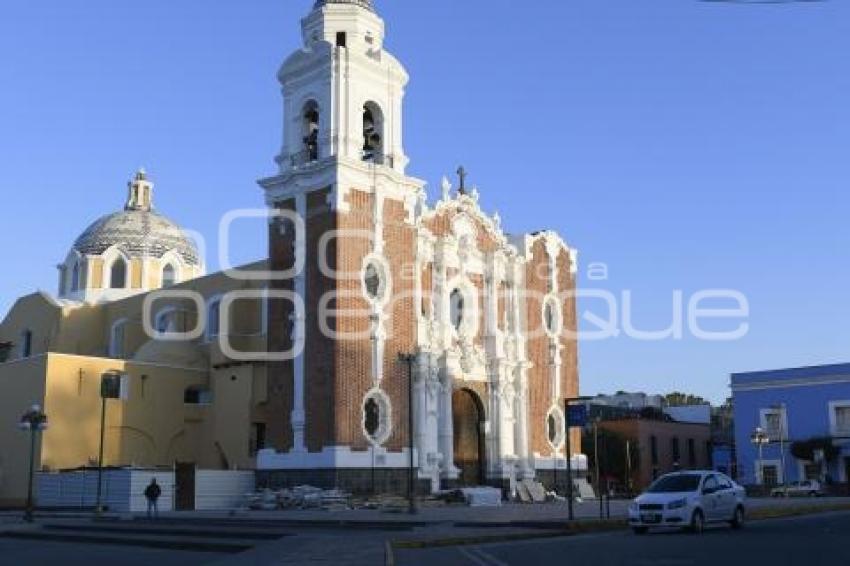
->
771, 404, 788, 487
750, 427, 770, 486
96, 371, 124, 516
399, 353, 418, 515
18, 405, 48, 523
563, 397, 592, 521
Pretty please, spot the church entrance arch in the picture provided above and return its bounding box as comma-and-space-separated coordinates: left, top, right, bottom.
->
452, 388, 486, 486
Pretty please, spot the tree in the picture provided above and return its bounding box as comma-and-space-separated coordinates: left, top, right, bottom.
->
790, 437, 840, 463
664, 392, 709, 407
582, 427, 641, 492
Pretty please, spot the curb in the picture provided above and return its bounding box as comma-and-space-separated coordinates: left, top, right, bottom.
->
387, 503, 850, 558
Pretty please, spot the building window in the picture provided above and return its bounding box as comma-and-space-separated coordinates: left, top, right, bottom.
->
207, 300, 222, 339
761, 407, 787, 440
110, 258, 127, 289
650, 435, 658, 465
362, 102, 384, 163
71, 262, 81, 292
184, 386, 213, 405
671, 437, 681, 467
761, 464, 779, 487
365, 398, 380, 438
162, 264, 177, 287
543, 296, 562, 338
833, 405, 850, 436
336, 31, 347, 48
302, 101, 320, 162
364, 263, 382, 300
450, 289, 465, 331
688, 438, 696, 468
362, 390, 391, 446
21, 330, 33, 359
155, 309, 177, 334
109, 320, 126, 359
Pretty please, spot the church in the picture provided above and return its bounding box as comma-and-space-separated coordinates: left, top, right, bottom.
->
0, 0, 581, 504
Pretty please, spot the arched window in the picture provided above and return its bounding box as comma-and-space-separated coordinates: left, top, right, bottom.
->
362, 102, 384, 163
162, 264, 177, 288
302, 101, 320, 162
155, 308, 176, 334
20, 330, 33, 359
547, 413, 558, 444
71, 262, 81, 292
110, 258, 127, 289
364, 397, 380, 439
109, 320, 126, 359
450, 289, 465, 331
207, 300, 222, 339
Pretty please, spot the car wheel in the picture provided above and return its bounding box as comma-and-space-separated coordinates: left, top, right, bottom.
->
730, 506, 745, 530
633, 527, 649, 535
689, 510, 705, 534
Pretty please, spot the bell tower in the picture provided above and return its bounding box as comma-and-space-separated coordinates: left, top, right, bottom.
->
259, 0, 425, 462
268, 0, 410, 179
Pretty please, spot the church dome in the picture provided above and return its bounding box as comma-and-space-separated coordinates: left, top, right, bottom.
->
74, 210, 200, 267
58, 170, 205, 304
72, 170, 200, 266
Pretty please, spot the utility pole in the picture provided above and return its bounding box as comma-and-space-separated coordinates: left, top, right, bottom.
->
564, 397, 591, 521
625, 440, 632, 497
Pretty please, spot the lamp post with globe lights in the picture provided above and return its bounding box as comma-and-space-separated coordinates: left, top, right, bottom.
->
18, 405, 48, 522
750, 426, 770, 486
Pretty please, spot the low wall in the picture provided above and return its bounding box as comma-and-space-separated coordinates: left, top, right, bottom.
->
195, 470, 254, 510
37, 469, 174, 513
37, 469, 254, 512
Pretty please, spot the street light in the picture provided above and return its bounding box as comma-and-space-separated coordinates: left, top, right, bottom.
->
563, 396, 592, 521
750, 426, 770, 486
18, 404, 48, 523
770, 404, 789, 488
398, 353, 418, 515
96, 370, 125, 516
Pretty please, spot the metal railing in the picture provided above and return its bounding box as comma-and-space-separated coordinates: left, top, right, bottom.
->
362, 152, 394, 167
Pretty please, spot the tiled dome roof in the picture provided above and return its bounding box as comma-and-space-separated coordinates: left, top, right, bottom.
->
314, 0, 375, 12
73, 209, 201, 267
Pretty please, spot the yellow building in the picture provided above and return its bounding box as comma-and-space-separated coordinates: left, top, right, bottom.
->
0, 172, 268, 507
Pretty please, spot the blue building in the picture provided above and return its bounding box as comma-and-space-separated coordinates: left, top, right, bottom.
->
732, 363, 850, 488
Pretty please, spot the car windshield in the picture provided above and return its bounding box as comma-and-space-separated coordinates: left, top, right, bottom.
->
646, 474, 702, 493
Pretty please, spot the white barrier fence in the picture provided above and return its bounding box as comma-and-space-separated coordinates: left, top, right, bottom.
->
37, 469, 254, 512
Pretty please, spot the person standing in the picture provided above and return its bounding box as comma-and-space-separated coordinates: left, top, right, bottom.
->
144, 478, 162, 520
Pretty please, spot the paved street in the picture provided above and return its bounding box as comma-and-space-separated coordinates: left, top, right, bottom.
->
0, 538, 220, 566
396, 511, 850, 566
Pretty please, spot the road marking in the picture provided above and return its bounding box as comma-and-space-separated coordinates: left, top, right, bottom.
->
459, 546, 511, 566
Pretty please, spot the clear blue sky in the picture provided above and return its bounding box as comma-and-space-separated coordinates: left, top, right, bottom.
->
1, 0, 847, 404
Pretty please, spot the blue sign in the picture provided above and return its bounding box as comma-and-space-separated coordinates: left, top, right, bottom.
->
567, 404, 588, 428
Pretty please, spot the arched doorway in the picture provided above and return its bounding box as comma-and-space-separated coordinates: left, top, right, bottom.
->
453, 388, 486, 486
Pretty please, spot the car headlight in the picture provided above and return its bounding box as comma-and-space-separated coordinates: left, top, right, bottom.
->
629, 502, 639, 513
667, 498, 688, 510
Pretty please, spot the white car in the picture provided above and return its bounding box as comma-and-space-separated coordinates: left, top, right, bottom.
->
771, 480, 824, 498
628, 471, 746, 534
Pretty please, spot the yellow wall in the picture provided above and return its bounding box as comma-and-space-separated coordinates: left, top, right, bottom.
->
0, 262, 272, 505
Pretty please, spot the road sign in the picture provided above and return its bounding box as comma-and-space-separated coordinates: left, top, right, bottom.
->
567, 404, 588, 428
